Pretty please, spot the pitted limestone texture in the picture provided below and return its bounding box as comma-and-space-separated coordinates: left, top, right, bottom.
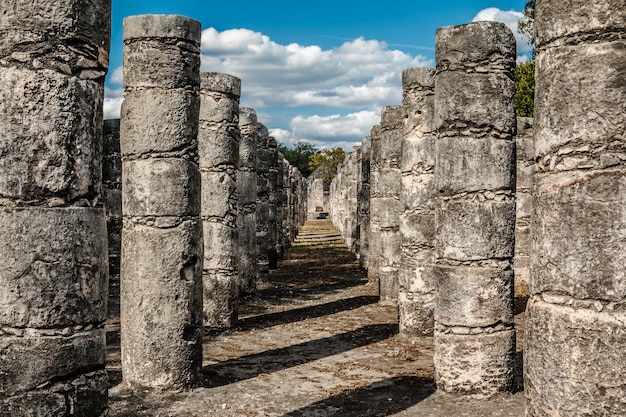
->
526, 1, 626, 414
433, 21, 516, 398
398, 67, 436, 337
120, 14, 203, 390
199, 72, 241, 329
369, 106, 403, 302
238, 107, 259, 294
0, 1, 110, 414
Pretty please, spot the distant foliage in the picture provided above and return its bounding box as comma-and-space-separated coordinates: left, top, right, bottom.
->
278, 141, 319, 177
309, 147, 345, 185
517, 0, 535, 54
514, 60, 535, 117
515, 1, 535, 117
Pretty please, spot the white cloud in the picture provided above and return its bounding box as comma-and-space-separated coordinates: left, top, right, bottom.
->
270, 110, 380, 150
103, 86, 123, 120
200, 28, 432, 109
472, 8, 533, 57
104, 28, 433, 146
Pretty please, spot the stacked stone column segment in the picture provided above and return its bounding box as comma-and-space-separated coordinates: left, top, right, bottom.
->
199, 72, 241, 329
398, 67, 437, 336
370, 106, 403, 302
433, 21, 517, 398
237, 107, 258, 294
120, 14, 203, 389
525, 1, 626, 415
0, 1, 111, 414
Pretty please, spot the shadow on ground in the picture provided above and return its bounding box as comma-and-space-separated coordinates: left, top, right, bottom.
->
202, 323, 398, 388
281, 376, 435, 417
237, 295, 379, 330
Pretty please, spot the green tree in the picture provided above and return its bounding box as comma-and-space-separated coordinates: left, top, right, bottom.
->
514, 60, 535, 117
308, 147, 345, 185
515, 0, 536, 117
278, 141, 319, 177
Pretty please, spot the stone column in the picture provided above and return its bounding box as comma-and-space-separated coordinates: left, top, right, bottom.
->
433, 22, 516, 397
238, 108, 258, 295
256, 124, 271, 281
514, 117, 533, 292
275, 153, 286, 259
525, 1, 626, 415
368, 126, 382, 282
358, 136, 372, 270
120, 14, 203, 389
267, 137, 279, 269
0, 1, 110, 414
199, 72, 241, 329
372, 106, 403, 302
104, 119, 122, 302
398, 67, 436, 337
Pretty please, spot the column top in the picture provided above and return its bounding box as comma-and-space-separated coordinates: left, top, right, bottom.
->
200, 72, 242, 97
239, 107, 258, 126
124, 14, 201, 43
436, 21, 515, 71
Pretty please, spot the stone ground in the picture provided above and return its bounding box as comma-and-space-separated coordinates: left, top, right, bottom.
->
106, 219, 527, 416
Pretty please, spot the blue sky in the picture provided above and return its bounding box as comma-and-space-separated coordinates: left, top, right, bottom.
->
105, 0, 531, 150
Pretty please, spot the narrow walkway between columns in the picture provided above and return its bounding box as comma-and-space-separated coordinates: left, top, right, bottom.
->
106, 220, 526, 416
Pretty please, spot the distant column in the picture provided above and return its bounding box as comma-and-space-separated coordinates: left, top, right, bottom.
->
525, 1, 626, 415
238, 108, 258, 295
367, 125, 382, 283
256, 124, 271, 282
0, 0, 110, 414
433, 22, 516, 397
104, 119, 122, 301
199, 72, 241, 329
372, 106, 403, 302
513, 117, 533, 292
398, 67, 436, 336
120, 14, 203, 389
267, 137, 279, 269
358, 136, 372, 270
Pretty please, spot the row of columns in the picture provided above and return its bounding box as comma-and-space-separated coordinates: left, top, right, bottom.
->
115, 14, 308, 389
0, 9, 307, 414
333, 21, 518, 396
330, 3, 625, 410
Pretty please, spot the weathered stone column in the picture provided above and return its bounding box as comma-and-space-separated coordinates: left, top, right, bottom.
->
0, 1, 110, 414
267, 137, 279, 269
358, 136, 372, 270
371, 106, 403, 302
104, 119, 122, 302
256, 124, 271, 281
514, 117, 533, 292
199, 72, 241, 329
398, 67, 436, 336
275, 153, 286, 259
433, 22, 516, 397
368, 126, 382, 283
120, 14, 203, 389
525, 1, 626, 415
238, 108, 258, 295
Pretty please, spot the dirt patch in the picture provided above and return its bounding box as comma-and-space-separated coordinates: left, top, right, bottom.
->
106, 220, 526, 416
